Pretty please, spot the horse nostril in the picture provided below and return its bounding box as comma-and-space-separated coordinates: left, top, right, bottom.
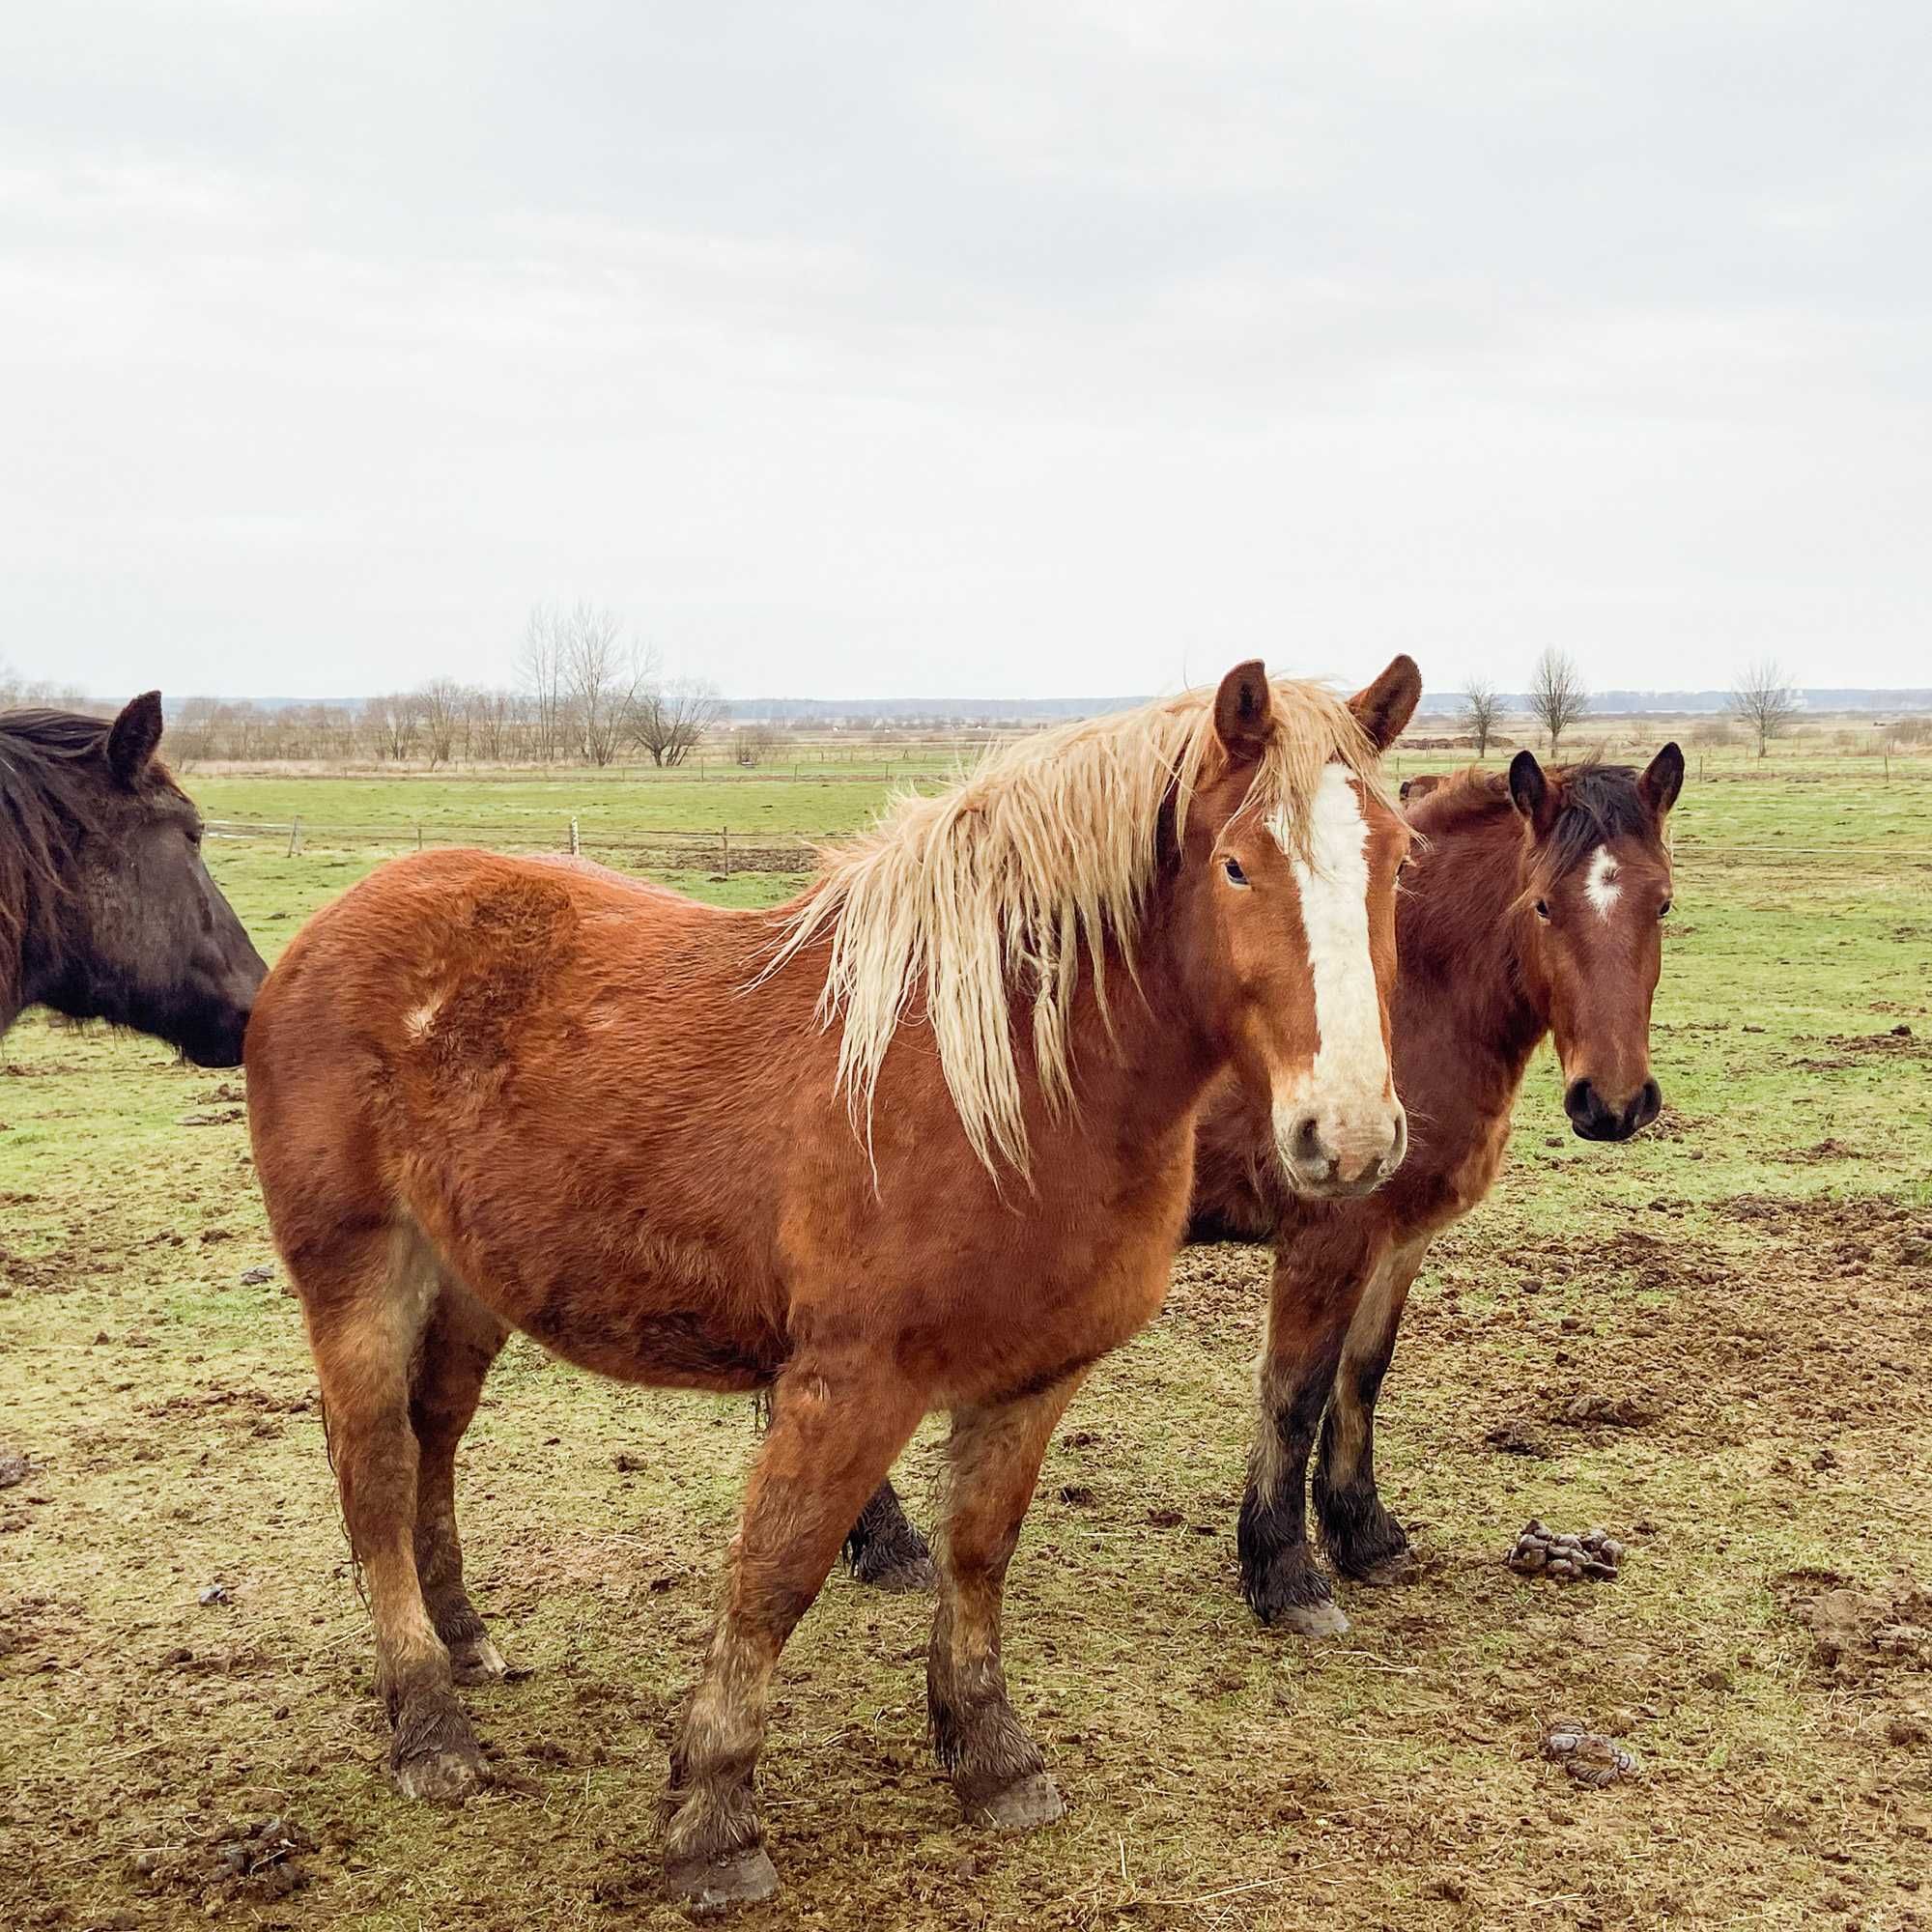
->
1291, 1115, 1325, 1169
1563, 1078, 1595, 1123
1631, 1080, 1662, 1132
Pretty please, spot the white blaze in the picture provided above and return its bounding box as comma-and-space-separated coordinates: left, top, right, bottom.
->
1265, 764, 1396, 1163
1584, 847, 1622, 922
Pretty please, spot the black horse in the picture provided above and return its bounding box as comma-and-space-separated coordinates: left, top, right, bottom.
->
1, 693, 265, 1065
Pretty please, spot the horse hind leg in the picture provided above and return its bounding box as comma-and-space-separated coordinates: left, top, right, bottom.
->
305, 1222, 488, 1804
927, 1370, 1089, 1831
411, 1280, 512, 1684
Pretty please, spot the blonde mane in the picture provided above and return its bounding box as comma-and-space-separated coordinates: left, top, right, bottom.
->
766, 678, 1389, 1179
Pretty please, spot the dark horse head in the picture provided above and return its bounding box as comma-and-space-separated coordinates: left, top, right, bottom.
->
0, 693, 266, 1065
1507, 744, 1683, 1142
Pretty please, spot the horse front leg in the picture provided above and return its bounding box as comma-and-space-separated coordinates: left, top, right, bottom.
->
665, 1360, 924, 1914
758, 1385, 935, 1593
927, 1369, 1088, 1830
1237, 1243, 1372, 1635
1315, 1239, 1429, 1581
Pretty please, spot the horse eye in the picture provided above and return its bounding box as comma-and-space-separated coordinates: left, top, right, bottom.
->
1658, 897, 1672, 920
1223, 857, 1248, 887
1533, 898, 1551, 922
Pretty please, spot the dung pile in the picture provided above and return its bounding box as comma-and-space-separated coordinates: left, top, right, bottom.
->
1507, 1520, 1624, 1581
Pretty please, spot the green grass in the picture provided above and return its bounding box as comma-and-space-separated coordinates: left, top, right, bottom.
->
3, 757, 1930, 1931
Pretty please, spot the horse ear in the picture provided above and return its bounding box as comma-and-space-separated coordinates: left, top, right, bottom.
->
1212, 661, 1273, 760
107, 692, 165, 787
1509, 749, 1557, 835
1640, 741, 1685, 820
1348, 654, 1422, 753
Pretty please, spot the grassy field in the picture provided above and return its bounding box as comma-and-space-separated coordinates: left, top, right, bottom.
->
2, 751, 1930, 1931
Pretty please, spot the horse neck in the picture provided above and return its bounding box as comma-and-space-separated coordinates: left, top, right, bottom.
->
1074, 874, 1226, 1132
1404, 810, 1549, 1086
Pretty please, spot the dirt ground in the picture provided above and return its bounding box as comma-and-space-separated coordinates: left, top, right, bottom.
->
4, 777, 1931, 1930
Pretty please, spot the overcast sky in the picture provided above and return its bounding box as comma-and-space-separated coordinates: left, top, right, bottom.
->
4, 3, 1927, 702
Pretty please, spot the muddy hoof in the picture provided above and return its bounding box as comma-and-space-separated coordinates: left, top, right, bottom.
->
971, 1773, 1064, 1833
1276, 1597, 1350, 1637
448, 1635, 512, 1685
861, 1553, 938, 1594
391, 1741, 486, 1804
666, 1845, 780, 1916
1358, 1552, 1425, 1588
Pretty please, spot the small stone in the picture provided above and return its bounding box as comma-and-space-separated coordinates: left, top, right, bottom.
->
239, 1265, 276, 1287
198, 1583, 230, 1606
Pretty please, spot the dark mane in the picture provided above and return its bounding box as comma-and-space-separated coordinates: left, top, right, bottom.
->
0, 707, 117, 968
1407, 758, 1652, 878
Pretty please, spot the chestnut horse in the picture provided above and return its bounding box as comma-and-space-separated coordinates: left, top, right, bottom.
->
1, 694, 264, 1062
245, 657, 1420, 1909
842, 749, 1685, 1604
1188, 746, 1683, 1632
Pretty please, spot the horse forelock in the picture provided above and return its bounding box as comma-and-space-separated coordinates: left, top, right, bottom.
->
1409, 759, 1657, 882
764, 678, 1390, 1179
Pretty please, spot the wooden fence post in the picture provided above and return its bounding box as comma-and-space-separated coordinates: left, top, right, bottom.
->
415, 823, 423, 851
721, 826, 731, 877
286, 816, 302, 857
569, 815, 581, 856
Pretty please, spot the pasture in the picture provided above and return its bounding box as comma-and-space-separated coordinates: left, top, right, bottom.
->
3, 753, 1929, 1930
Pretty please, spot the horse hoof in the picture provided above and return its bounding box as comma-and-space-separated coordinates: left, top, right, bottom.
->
972, 1773, 1064, 1833
864, 1554, 938, 1595
449, 1635, 512, 1684
1358, 1551, 1424, 1588
667, 1845, 780, 1916
1277, 1598, 1350, 1638
391, 1743, 486, 1805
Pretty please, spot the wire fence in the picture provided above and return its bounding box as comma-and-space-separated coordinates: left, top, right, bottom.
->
206, 815, 1932, 878
207, 817, 825, 874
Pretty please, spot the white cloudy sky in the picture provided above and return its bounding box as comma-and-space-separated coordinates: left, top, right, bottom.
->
4, 2, 1927, 701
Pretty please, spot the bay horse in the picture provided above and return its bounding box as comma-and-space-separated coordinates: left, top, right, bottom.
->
1, 693, 264, 1064
1189, 746, 1683, 1631
841, 749, 1686, 1605
244, 656, 1420, 1911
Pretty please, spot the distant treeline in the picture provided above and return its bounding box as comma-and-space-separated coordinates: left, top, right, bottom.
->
150, 686, 1931, 730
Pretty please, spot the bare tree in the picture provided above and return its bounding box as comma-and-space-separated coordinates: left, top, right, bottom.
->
633, 675, 724, 767
1460, 676, 1500, 757
1730, 658, 1798, 759
558, 603, 650, 767
167, 696, 221, 766
416, 678, 467, 770
732, 723, 782, 768
1527, 648, 1588, 758
469, 686, 517, 762
518, 603, 567, 763
367, 692, 423, 763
